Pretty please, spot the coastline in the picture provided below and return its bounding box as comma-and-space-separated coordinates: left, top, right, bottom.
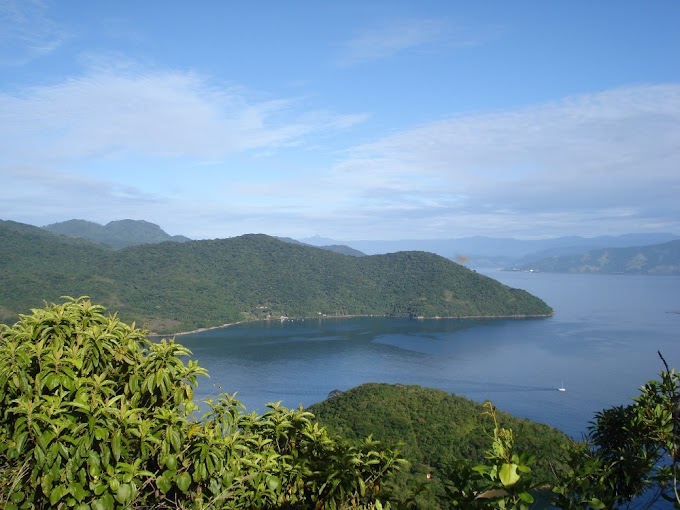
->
153, 311, 555, 338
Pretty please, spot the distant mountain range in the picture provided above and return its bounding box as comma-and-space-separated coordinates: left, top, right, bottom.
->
276, 236, 365, 256
43, 219, 191, 248
37, 220, 680, 268
514, 239, 680, 275
18, 217, 680, 279
0, 220, 552, 334
299, 233, 680, 268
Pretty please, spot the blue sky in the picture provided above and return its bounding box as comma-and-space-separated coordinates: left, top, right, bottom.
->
1, 1, 679, 240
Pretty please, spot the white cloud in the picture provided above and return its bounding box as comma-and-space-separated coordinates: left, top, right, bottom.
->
0, 0, 67, 64
2, 75, 678, 240
337, 19, 446, 66
0, 69, 367, 165
324, 84, 680, 237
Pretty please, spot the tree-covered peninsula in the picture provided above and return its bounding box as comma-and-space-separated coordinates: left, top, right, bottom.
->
0, 220, 552, 334
308, 384, 569, 509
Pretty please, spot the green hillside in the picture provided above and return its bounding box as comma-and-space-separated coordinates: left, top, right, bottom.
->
1, 220, 552, 333
518, 239, 680, 274
43, 218, 191, 248
308, 384, 569, 509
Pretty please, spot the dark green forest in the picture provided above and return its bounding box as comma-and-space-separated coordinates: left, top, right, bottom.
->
0, 220, 552, 334
309, 384, 569, 509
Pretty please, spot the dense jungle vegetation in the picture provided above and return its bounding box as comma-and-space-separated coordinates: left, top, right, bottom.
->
1, 298, 679, 509
0, 220, 552, 334
308, 384, 569, 509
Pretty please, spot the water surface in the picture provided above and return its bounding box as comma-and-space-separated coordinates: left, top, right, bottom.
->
177, 271, 680, 437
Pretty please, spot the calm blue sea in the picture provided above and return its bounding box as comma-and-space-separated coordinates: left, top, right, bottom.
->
176, 271, 680, 438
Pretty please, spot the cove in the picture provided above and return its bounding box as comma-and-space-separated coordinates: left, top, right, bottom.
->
176, 270, 680, 438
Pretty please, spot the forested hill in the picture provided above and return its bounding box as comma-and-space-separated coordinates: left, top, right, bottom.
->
0, 220, 552, 333
517, 239, 680, 274
308, 384, 569, 509
43, 219, 191, 248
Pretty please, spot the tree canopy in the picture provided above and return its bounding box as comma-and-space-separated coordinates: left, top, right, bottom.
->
0, 297, 403, 509
0, 220, 553, 334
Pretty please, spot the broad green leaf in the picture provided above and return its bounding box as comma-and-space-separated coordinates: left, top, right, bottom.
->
590, 498, 607, 509
50, 485, 68, 506
93, 493, 115, 510
70, 482, 88, 502
165, 454, 177, 471
92, 481, 107, 496
499, 463, 520, 487
156, 475, 172, 494
518, 491, 534, 503
10, 491, 25, 503
114, 483, 133, 504
177, 472, 192, 493
266, 475, 280, 491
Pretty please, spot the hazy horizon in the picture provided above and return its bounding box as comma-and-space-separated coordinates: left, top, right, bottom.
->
23, 217, 680, 245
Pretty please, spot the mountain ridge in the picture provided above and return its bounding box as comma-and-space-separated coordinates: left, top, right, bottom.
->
299, 233, 680, 265
43, 218, 191, 248
0, 220, 552, 334
516, 239, 680, 275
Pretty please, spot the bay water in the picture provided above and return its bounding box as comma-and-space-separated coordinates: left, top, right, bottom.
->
177, 271, 680, 438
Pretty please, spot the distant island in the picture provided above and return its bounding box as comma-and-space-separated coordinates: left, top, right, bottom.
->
0, 219, 552, 334
513, 239, 680, 275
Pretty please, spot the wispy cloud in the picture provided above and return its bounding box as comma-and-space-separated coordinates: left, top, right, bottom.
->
336, 19, 447, 66
324, 84, 680, 238
0, 0, 67, 65
0, 68, 367, 165
2, 73, 678, 240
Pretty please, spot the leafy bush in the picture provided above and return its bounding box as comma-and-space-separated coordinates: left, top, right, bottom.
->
0, 297, 403, 509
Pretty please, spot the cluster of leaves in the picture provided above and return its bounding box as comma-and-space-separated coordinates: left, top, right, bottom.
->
0, 297, 404, 509
0, 221, 553, 334
550, 352, 680, 509
439, 357, 680, 510
438, 402, 544, 510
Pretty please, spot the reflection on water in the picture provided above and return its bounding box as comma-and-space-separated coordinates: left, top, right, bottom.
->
178, 272, 680, 438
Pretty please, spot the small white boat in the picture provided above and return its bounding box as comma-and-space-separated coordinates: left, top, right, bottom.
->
558, 380, 566, 392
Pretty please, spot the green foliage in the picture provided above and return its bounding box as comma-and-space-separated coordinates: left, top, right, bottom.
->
310, 365, 680, 510
0, 221, 553, 334
437, 402, 543, 510
2, 295, 678, 510
308, 384, 569, 510
0, 298, 404, 509
551, 352, 680, 509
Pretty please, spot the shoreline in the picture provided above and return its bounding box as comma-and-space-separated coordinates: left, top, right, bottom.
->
152, 311, 555, 338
